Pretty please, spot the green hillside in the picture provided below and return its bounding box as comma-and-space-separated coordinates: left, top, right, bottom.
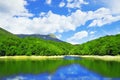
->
0, 28, 18, 38
0, 28, 72, 56
70, 34, 120, 55
0, 27, 120, 56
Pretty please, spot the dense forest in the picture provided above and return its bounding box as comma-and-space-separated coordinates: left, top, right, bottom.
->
0, 28, 120, 56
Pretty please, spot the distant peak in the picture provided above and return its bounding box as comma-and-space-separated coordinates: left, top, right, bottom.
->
48, 33, 57, 38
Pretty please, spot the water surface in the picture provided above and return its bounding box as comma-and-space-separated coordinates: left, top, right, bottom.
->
0, 57, 120, 80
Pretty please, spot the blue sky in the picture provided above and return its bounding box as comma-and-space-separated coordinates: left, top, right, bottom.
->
0, 0, 120, 44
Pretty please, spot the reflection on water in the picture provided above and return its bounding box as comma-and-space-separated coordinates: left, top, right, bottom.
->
0, 57, 120, 80
64, 56, 81, 60
1, 64, 111, 80
52, 64, 104, 80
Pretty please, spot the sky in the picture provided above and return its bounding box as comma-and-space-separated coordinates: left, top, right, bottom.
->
0, 0, 120, 44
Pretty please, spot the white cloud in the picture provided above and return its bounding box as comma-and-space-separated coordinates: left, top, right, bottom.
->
46, 0, 52, 5
39, 12, 46, 17
89, 31, 96, 34
1, 9, 90, 34
0, 0, 33, 17
59, 1, 65, 7
102, 0, 120, 15
66, 0, 88, 8
7, 76, 26, 80
89, 15, 120, 27
0, 0, 120, 37
88, 8, 120, 27
70, 10, 88, 26
0, 0, 33, 34
67, 31, 88, 44
1, 6, 120, 34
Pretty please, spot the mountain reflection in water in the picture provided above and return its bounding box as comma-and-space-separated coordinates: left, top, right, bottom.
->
1, 56, 120, 80
2, 64, 119, 80
64, 56, 81, 60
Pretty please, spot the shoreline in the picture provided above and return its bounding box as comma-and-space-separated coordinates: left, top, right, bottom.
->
80, 55, 120, 62
0, 55, 65, 60
0, 55, 120, 62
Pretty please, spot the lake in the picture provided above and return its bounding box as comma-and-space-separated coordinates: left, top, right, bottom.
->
0, 56, 120, 80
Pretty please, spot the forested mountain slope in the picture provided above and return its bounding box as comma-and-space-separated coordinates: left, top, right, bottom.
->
0, 27, 120, 56
0, 28, 72, 56
70, 34, 120, 55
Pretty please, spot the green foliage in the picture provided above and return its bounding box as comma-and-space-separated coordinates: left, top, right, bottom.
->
0, 27, 120, 56
0, 28, 72, 56
70, 34, 120, 55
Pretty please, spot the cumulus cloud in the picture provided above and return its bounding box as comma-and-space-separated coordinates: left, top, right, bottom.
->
0, 0, 33, 33
67, 31, 88, 44
1, 7, 120, 34
0, 0, 33, 17
88, 8, 120, 27
59, 1, 65, 7
0, 7, 90, 34
89, 31, 96, 34
66, 0, 88, 8
89, 15, 120, 27
102, 0, 120, 15
46, 0, 52, 5
0, 0, 120, 36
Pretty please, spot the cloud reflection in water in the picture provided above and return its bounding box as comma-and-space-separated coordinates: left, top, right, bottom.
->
4, 64, 119, 80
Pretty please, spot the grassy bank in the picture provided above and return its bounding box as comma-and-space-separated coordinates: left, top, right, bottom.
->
80, 55, 120, 62
0, 56, 64, 60
0, 55, 120, 62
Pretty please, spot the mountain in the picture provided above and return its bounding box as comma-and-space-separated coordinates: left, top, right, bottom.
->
0, 27, 120, 56
0, 27, 72, 56
17, 33, 63, 42
0, 27, 63, 42
70, 34, 120, 55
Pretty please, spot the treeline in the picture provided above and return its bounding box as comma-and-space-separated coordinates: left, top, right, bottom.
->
0, 28, 120, 56
0, 37, 73, 56
70, 34, 120, 55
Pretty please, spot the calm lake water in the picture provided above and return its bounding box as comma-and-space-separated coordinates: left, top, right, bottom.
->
0, 56, 120, 80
